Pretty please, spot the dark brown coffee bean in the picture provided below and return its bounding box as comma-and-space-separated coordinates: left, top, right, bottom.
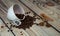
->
46, 24, 51, 27
1, 26, 4, 28
21, 34, 23, 35
13, 15, 36, 30
12, 25, 16, 27
20, 31, 22, 33
15, 14, 24, 19
26, 12, 31, 14
39, 22, 44, 26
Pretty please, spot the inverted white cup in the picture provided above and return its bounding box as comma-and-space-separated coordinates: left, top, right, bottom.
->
7, 4, 25, 26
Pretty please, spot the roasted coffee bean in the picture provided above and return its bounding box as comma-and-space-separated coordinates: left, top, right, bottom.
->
20, 31, 22, 33
25, 12, 30, 14
39, 22, 44, 26
21, 34, 23, 35
7, 30, 10, 32
1, 26, 4, 28
15, 14, 24, 19
13, 15, 36, 30
46, 23, 51, 27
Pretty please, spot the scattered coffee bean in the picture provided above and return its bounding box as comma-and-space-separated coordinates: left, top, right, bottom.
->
46, 23, 51, 27
7, 30, 9, 32
39, 22, 44, 26
13, 15, 36, 30
10, 23, 11, 24
20, 31, 22, 33
7, 30, 13, 32
6, 23, 8, 24
13, 25, 16, 27
28, 11, 31, 13
26, 12, 30, 14
21, 33, 23, 35
1, 26, 4, 28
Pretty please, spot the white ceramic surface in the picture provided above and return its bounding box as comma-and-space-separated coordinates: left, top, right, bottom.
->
7, 4, 25, 26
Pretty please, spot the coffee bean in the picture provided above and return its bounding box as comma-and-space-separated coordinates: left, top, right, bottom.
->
15, 14, 24, 19
7, 30, 9, 32
20, 31, 22, 33
39, 22, 44, 26
21, 33, 23, 35
1, 26, 4, 28
13, 15, 36, 30
46, 23, 51, 27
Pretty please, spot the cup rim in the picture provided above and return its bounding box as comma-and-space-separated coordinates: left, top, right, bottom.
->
12, 4, 25, 20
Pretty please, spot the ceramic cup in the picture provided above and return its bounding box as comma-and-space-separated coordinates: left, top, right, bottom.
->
7, 4, 25, 26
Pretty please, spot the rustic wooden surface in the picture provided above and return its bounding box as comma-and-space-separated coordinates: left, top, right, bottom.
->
0, 0, 60, 36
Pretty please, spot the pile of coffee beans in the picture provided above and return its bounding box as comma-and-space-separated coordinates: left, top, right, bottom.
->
16, 14, 24, 19
12, 13, 51, 29
13, 14, 36, 30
